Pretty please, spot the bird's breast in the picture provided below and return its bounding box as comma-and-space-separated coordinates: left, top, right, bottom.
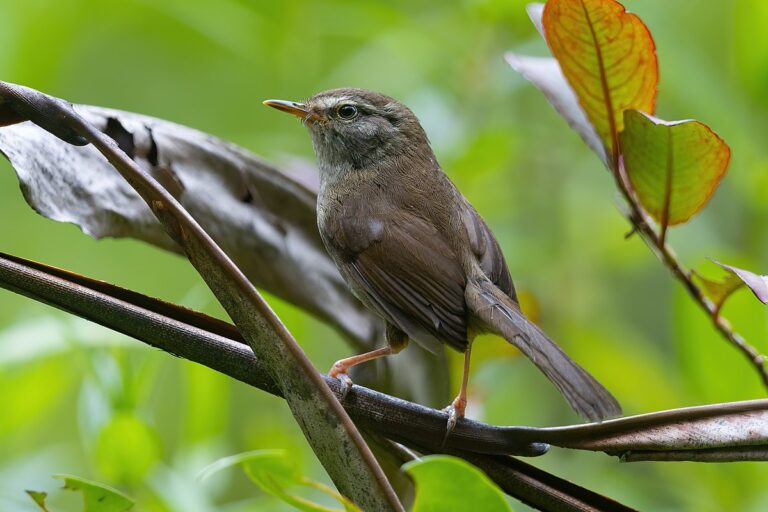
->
317, 183, 389, 261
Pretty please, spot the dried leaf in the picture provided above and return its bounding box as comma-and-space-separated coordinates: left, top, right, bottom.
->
542, 0, 658, 165
620, 110, 730, 234
0, 107, 377, 346
714, 261, 768, 305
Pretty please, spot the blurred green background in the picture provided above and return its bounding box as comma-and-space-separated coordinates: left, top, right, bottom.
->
1, 0, 767, 510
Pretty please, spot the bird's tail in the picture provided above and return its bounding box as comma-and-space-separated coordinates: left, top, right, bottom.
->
465, 276, 621, 422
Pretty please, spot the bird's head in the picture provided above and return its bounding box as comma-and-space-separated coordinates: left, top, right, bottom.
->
264, 88, 432, 179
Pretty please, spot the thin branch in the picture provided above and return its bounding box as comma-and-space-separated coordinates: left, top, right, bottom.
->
0, 81, 402, 512
613, 160, 768, 389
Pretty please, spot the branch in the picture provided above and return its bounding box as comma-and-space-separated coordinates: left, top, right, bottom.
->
2, 250, 767, 512
0, 251, 630, 511
0, 81, 402, 512
614, 160, 768, 388
0, 251, 545, 458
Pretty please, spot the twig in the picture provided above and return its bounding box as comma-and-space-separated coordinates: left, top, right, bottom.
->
612, 159, 768, 389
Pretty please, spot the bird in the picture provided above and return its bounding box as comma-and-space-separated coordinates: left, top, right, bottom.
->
264, 88, 621, 434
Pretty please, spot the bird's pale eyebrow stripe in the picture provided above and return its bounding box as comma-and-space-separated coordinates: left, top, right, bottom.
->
317, 96, 375, 112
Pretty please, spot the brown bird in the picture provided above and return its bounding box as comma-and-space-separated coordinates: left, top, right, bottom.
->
264, 88, 621, 432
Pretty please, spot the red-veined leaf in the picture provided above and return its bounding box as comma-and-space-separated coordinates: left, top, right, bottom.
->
619, 111, 730, 237
542, 0, 658, 166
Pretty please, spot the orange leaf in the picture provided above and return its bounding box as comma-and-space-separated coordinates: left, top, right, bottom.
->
543, 0, 658, 167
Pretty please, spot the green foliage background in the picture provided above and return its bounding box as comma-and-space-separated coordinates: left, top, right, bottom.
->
0, 0, 766, 510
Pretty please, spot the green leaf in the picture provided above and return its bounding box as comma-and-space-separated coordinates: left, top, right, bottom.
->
25, 490, 50, 511
620, 110, 730, 236
714, 261, 768, 305
403, 455, 513, 512
95, 412, 162, 485
53, 474, 134, 512
198, 450, 360, 512
692, 270, 744, 311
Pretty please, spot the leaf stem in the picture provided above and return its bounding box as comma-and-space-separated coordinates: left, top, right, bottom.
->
613, 158, 768, 389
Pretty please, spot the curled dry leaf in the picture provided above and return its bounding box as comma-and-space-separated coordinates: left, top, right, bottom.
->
0, 106, 377, 347
714, 260, 768, 305
620, 110, 730, 238
543, 0, 658, 166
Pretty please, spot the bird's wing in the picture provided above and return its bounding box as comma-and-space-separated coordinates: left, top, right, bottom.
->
460, 203, 517, 301
338, 211, 469, 353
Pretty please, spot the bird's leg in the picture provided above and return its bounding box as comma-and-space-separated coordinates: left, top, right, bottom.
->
329, 323, 409, 399
443, 343, 472, 445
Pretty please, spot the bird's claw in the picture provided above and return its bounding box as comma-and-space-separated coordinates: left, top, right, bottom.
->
443, 405, 459, 444
335, 372, 354, 400
441, 398, 466, 446
329, 363, 354, 401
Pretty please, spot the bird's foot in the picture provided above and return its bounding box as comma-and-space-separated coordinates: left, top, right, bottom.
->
328, 361, 354, 400
441, 396, 467, 446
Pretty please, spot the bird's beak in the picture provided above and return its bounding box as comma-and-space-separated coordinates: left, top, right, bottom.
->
263, 99, 311, 120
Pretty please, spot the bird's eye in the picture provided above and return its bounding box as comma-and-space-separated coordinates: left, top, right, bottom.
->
337, 104, 358, 119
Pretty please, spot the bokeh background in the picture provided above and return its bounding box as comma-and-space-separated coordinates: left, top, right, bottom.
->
1, 0, 767, 510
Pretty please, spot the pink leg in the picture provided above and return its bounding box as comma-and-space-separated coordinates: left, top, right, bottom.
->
329, 325, 409, 398
444, 343, 472, 443
329, 346, 395, 378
